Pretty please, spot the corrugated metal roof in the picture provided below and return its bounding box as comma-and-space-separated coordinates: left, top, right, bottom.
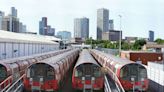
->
0, 30, 58, 44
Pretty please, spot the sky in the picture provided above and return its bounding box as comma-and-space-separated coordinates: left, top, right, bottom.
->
0, 0, 164, 39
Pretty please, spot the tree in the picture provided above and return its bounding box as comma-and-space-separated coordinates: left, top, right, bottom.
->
133, 39, 146, 50
155, 38, 164, 44
122, 41, 131, 50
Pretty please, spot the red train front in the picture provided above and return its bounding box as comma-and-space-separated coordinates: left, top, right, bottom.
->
23, 49, 79, 92
90, 49, 149, 92
72, 50, 104, 91
117, 63, 149, 91
24, 63, 59, 91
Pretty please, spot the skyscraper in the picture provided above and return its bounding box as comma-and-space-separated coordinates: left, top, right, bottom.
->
39, 17, 55, 36
74, 17, 89, 40
109, 19, 114, 30
149, 30, 154, 42
22, 25, 27, 33
47, 25, 55, 36
97, 8, 109, 40
2, 15, 19, 32
0, 11, 4, 30
19, 22, 23, 32
39, 17, 47, 35
74, 18, 81, 38
11, 7, 17, 17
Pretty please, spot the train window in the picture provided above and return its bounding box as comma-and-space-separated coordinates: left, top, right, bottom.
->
85, 64, 91, 75
0, 66, 7, 81
93, 67, 101, 77
120, 67, 128, 78
47, 68, 54, 76
46, 67, 54, 80
139, 66, 147, 78
75, 69, 82, 77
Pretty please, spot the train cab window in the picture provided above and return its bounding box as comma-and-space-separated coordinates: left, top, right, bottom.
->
138, 66, 147, 78
0, 66, 7, 81
75, 69, 82, 77
46, 67, 54, 80
120, 67, 128, 78
93, 67, 101, 77
47, 68, 54, 76
85, 64, 91, 75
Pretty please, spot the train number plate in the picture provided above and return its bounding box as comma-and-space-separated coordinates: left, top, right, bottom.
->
84, 85, 92, 89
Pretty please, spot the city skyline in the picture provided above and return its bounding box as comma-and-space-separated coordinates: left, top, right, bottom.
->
0, 0, 164, 39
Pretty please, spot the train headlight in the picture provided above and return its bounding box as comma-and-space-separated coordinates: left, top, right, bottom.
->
40, 78, 43, 85
91, 77, 95, 84
131, 77, 135, 81
82, 77, 85, 84
30, 78, 33, 85
141, 78, 145, 85
141, 78, 144, 81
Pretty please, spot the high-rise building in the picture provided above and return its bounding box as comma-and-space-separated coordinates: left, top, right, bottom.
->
39, 17, 48, 35
2, 7, 20, 32
74, 18, 81, 38
57, 31, 71, 41
47, 25, 55, 36
22, 25, 26, 33
109, 19, 114, 30
109, 30, 122, 41
0, 11, 4, 30
1, 7, 27, 33
39, 17, 55, 36
2, 15, 19, 32
11, 7, 17, 17
149, 30, 154, 42
74, 17, 89, 40
49, 28, 55, 36
19, 22, 23, 32
102, 30, 122, 41
97, 8, 109, 40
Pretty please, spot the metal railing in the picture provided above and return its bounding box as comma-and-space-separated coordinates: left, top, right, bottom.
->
105, 67, 125, 92
104, 76, 111, 92
3, 74, 25, 92
0, 76, 12, 92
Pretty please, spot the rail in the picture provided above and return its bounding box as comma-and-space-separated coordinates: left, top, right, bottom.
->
0, 76, 12, 91
5, 74, 25, 92
104, 76, 111, 92
105, 67, 125, 92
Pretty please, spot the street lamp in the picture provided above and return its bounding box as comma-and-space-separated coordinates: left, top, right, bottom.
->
118, 15, 122, 56
90, 37, 92, 49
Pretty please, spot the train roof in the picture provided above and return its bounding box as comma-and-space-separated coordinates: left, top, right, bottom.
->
93, 49, 134, 65
0, 49, 67, 64
74, 50, 100, 68
0, 30, 59, 44
29, 49, 78, 67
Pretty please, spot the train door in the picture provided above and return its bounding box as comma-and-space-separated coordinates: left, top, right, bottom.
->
82, 64, 94, 90
83, 64, 92, 80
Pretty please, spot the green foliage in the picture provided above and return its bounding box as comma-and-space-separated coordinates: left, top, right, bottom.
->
155, 38, 164, 44
85, 38, 149, 50
132, 39, 146, 50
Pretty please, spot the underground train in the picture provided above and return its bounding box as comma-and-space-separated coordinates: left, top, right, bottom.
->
0, 49, 71, 90
23, 49, 79, 92
72, 50, 104, 91
90, 49, 148, 91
